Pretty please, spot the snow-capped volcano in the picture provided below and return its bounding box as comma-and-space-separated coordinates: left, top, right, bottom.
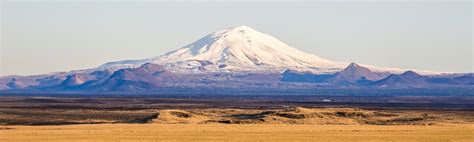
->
0, 26, 466, 92
98, 25, 437, 75
153, 26, 347, 73
99, 26, 347, 73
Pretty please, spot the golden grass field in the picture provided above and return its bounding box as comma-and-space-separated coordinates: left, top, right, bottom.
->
1, 104, 473, 142
1, 124, 473, 142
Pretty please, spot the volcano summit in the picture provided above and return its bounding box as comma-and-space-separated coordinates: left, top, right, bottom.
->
97, 26, 417, 74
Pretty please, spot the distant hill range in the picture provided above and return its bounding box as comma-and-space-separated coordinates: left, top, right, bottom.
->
0, 26, 472, 93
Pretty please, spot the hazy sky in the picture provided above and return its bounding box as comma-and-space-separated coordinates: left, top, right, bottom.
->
1, 0, 472, 76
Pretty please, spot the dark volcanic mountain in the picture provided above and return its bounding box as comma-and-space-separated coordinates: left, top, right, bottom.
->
369, 71, 430, 87
281, 63, 387, 85
59, 74, 95, 87
332, 63, 385, 84
91, 63, 179, 91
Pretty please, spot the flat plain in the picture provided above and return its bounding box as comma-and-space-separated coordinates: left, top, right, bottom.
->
0, 95, 473, 142
1, 124, 473, 142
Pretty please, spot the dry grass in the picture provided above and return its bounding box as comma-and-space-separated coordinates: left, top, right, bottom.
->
1, 107, 473, 141
0, 125, 12, 130
150, 107, 474, 125
0, 124, 473, 142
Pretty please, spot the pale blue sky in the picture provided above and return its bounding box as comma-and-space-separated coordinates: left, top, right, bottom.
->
1, 0, 472, 76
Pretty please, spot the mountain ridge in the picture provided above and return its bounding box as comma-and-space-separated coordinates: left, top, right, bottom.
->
1, 26, 471, 92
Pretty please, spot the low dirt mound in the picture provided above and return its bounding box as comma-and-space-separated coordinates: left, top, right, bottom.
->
260, 108, 363, 125
150, 110, 210, 124
149, 108, 447, 125
169, 111, 192, 118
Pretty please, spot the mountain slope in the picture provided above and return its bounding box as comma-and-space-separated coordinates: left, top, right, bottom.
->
91, 63, 180, 91
280, 70, 334, 83
6, 78, 26, 89
333, 63, 386, 83
280, 63, 387, 84
452, 75, 474, 85
370, 71, 430, 87
59, 74, 95, 87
